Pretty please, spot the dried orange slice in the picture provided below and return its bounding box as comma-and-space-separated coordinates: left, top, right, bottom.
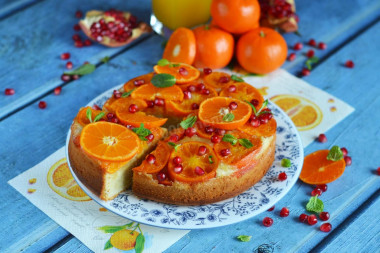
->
220, 82, 264, 110
106, 97, 147, 113
168, 141, 219, 183
198, 97, 252, 130
300, 150, 346, 184
80, 121, 140, 162
204, 72, 234, 91
75, 107, 106, 126
133, 141, 171, 173
131, 83, 184, 102
116, 111, 167, 128
163, 27, 196, 65
123, 72, 154, 91
239, 118, 277, 137
153, 63, 200, 84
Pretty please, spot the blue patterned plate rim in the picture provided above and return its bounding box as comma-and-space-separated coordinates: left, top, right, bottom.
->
66, 84, 304, 230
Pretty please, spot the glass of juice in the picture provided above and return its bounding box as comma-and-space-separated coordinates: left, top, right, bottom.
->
151, 0, 212, 36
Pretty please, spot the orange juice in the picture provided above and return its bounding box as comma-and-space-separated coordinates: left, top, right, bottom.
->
152, 0, 212, 30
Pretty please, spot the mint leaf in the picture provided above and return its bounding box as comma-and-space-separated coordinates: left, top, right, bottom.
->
135, 234, 145, 253
254, 99, 269, 117
122, 88, 135, 98
132, 124, 152, 141
245, 100, 257, 115
171, 63, 180, 67
231, 74, 244, 82
168, 142, 180, 151
238, 138, 253, 148
222, 134, 238, 145
151, 73, 176, 88
306, 56, 319, 70
209, 155, 213, 164
93, 112, 105, 122
281, 158, 291, 167
100, 56, 110, 63
237, 235, 252, 242
306, 196, 324, 213
64, 63, 96, 76
327, 145, 343, 161
86, 108, 92, 123
104, 239, 113, 250
180, 116, 197, 129
223, 113, 235, 122
157, 59, 170, 67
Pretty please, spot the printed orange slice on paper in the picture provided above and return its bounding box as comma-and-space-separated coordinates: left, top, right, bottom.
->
300, 150, 346, 184
198, 97, 252, 130
239, 118, 277, 137
80, 121, 140, 162
271, 94, 323, 131
153, 63, 200, 83
131, 83, 184, 102
220, 82, 264, 110
47, 158, 91, 201
123, 72, 154, 91
163, 27, 196, 65
116, 111, 167, 128
75, 106, 106, 126
168, 141, 219, 183
110, 229, 139, 251
204, 72, 234, 91
134, 141, 171, 173
105, 97, 148, 113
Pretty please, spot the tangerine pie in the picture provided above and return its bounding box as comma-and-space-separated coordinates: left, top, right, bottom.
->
68, 62, 276, 205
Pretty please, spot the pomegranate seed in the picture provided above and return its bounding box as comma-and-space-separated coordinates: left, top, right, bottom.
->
185, 127, 196, 137
61, 74, 71, 82
157, 172, 167, 182
318, 133, 327, 143
113, 90, 121, 99
293, 42, 303, 50
377, 167, 380, 175
299, 213, 309, 223
134, 79, 145, 86
110, 117, 119, 123
320, 223, 332, 232
279, 207, 289, 217
183, 91, 192, 99
107, 113, 115, 120
147, 100, 154, 108
75, 10, 83, 18
317, 184, 328, 192
4, 88, 15, 95
345, 60, 354, 68
259, 115, 269, 124
73, 24, 81, 31
173, 165, 183, 173
319, 212, 330, 221
60, 52, 70, 60
229, 102, 238, 110
173, 156, 182, 165
288, 53, 296, 61
75, 40, 83, 48
204, 126, 214, 134
341, 147, 348, 156
146, 133, 154, 142
201, 89, 210, 95
84, 39, 92, 46
267, 206, 275, 211
219, 76, 230, 83
250, 99, 259, 106
220, 148, 231, 157
169, 134, 179, 142
311, 188, 322, 196
72, 34, 81, 41
228, 85, 236, 92
301, 68, 311, 76
344, 156, 352, 166
178, 67, 188, 76
191, 103, 199, 110
146, 154, 156, 164
250, 118, 260, 127
278, 172, 287, 181
197, 83, 205, 91
154, 98, 165, 106
54, 87, 62, 95
203, 68, 212, 75
38, 101, 47, 109
66, 61, 73, 69
198, 146, 207, 156
308, 39, 317, 47
90, 103, 100, 110
195, 166, 205, 175
318, 42, 327, 50
211, 135, 221, 143
306, 49, 315, 58
72, 75, 80, 80
129, 104, 138, 113
262, 217, 273, 227
214, 128, 226, 136
187, 85, 196, 92
308, 214, 318, 225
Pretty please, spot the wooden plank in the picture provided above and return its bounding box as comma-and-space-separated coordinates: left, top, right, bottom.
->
0, 0, 40, 20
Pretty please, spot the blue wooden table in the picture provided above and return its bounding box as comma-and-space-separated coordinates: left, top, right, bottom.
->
1, 0, 379, 252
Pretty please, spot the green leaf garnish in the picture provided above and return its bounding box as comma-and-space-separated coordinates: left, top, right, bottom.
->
93, 112, 105, 122
168, 142, 180, 151
121, 88, 135, 98
281, 158, 291, 168
180, 116, 197, 129
135, 234, 145, 253
245, 100, 257, 115
306, 196, 324, 213
327, 145, 343, 161
100, 56, 110, 63
104, 239, 113, 250
223, 113, 235, 122
157, 59, 170, 67
151, 73, 176, 88
231, 74, 244, 82
64, 63, 96, 76
237, 235, 252, 242
86, 108, 92, 123
306, 56, 319, 70
172, 63, 180, 67
222, 134, 238, 145
132, 124, 152, 141
238, 138, 253, 148
209, 155, 214, 164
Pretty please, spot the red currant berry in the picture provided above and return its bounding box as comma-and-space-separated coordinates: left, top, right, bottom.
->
306, 49, 315, 58
345, 60, 354, 68
317, 184, 328, 192
211, 135, 221, 143
195, 166, 205, 175
318, 133, 327, 143
318, 42, 327, 50
220, 149, 231, 157
319, 212, 330, 221
146, 154, 156, 164
263, 217, 273, 227
288, 53, 296, 61
280, 207, 289, 217
308, 214, 318, 225
301, 68, 311, 76
311, 188, 322, 196
344, 156, 352, 166
129, 104, 138, 113
341, 147, 348, 156
203, 68, 212, 75
308, 39, 317, 47
320, 223, 332, 232
146, 133, 154, 142
185, 127, 196, 137
267, 206, 275, 212
38, 101, 47, 109
198, 146, 207, 156
229, 102, 238, 110
173, 156, 182, 165
299, 213, 308, 223
293, 42, 303, 50
54, 87, 62, 95
4, 88, 15, 95
278, 172, 287, 181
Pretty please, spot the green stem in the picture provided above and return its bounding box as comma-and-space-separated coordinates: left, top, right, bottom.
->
259, 30, 265, 37
137, 223, 144, 236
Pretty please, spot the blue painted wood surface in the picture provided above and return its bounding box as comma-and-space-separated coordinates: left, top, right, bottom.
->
1, 0, 380, 252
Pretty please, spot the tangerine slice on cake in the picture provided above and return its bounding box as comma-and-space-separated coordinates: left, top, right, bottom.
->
123, 72, 154, 91
116, 111, 167, 128
204, 72, 234, 90
133, 141, 171, 173
220, 82, 264, 110
153, 63, 200, 83
239, 118, 277, 137
75, 107, 106, 126
131, 83, 184, 101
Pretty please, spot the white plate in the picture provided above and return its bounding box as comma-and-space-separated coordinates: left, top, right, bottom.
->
66, 85, 304, 230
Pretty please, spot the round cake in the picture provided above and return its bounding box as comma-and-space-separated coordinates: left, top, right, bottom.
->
68, 62, 276, 205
